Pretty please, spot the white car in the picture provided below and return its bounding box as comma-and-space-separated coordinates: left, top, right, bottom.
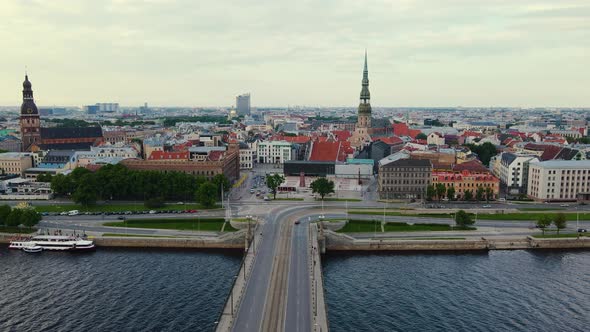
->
482, 205, 491, 208
149, 210, 156, 214
560, 204, 570, 207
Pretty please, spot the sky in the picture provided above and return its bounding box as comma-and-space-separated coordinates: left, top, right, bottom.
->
0, 0, 589, 108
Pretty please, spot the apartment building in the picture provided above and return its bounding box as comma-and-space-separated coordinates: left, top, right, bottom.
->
528, 160, 590, 201
257, 141, 292, 164
378, 159, 432, 199
0, 152, 33, 176
432, 170, 500, 200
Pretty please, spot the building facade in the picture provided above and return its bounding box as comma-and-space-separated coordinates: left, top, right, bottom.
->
19, 75, 42, 151
497, 152, 538, 194
0, 152, 34, 176
528, 160, 590, 201
239, 142, 254, 169
378, 159, 432, 199
432, 170, 500, 200
236, 93, 251, 116
257, 141, 292, 164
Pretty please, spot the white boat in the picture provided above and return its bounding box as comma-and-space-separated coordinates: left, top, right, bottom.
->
9, 235, 95, 252
22, 245, 43, 253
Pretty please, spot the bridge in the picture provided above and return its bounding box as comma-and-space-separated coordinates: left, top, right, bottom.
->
215, 205, 328, 332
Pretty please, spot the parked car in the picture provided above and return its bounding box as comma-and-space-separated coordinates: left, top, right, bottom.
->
578, 228, 587, 233
294, 220, 300, 225
149, 210, 156, 214
117, 216, 126, 220
482, 205, 492, 208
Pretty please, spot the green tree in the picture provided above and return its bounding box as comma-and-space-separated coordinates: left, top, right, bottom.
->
36, 173, 52, 183
212, 174, 230, 199
464, 190, 473, 201
6, 209, 23, 227
485, 187, 494, 202
435, 183, 446, 202
266, 174, 285, 199
553, 213, 567, 235
196, 182, 217, 208
536, 215, 552, 235
72, 174, 98, 207
475, 186, 485, 201
20, 209, 42, 227
416, 133, 427, 140
426, 184, 435, 201
51, 174, 75, 196
310, 177, 335, 200
455, 210, 474, 229
0, 204, 12, 226
464, 142, 498, 166
446, 186, 456, 201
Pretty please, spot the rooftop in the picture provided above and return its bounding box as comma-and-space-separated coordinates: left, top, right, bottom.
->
531, 160, 590, 169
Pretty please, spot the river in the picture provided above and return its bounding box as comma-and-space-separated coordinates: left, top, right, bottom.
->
0, 247, 241, 332
323, 250, 590, 332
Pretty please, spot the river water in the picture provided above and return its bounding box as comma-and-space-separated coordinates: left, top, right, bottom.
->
0, 247, 241, 332
323, 250, 590, 332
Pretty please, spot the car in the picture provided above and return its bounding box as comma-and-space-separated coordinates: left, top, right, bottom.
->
149, 210, 156, 214
250, 189, 255, 194
263, 196, 270, 201
117, 216, 125, 220
176, 202, 184, 205
124, 211, 132, 215
482, 205, 491, 208
498, 198, 506, 202
294, 220, 300, 225
560, 204, 570, 207
578, 228, 587, 233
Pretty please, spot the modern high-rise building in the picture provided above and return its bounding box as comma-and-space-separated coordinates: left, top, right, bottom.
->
236, 93, 251, 116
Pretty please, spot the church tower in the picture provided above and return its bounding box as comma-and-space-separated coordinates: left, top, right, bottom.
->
351, 51, 372, 148
20, 75, 41, 151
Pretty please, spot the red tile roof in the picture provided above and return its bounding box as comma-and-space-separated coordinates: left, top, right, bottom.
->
372, 136, 404, 145
309, 141, 348, 162
332, 130, 351, 141
208, 150, 225, 161
452, 160, 490, 174
148, 151, 189, 160
540, 145, 562, 161
270, 135, 310, 144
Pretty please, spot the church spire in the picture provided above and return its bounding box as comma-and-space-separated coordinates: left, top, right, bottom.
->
360, 50, 370, 104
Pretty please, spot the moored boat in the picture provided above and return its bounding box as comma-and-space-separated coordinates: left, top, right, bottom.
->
22, 245, 43, 253
9, 235, 95, 252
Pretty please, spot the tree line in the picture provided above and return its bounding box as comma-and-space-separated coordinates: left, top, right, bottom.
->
426, 183, 495, 202
48, 164, 229, 208
0, 205, 42, 228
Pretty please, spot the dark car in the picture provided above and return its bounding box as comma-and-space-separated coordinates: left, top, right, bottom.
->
578, 228, 587, 233
117, 216, 126, 220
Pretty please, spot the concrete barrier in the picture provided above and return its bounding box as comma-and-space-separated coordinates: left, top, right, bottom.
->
324, 230, 590, 251
310, 223, 329, 332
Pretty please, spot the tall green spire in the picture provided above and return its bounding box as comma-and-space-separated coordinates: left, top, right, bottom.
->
359, 50, 371, 112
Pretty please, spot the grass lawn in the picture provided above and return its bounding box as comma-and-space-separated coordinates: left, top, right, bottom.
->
398, 237, 466, 240
0, 226, 36, 234
34, 203, 219, 213
350, 210, 590, 221
320, 198, 362, 202
337, 220, 381, 233
532, 233, 589, 239
101, 233, 177, 238
384, 222, 453, 232
103, 218, 237, 232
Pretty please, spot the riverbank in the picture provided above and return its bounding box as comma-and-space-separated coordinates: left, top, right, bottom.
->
323, 230, 590, 251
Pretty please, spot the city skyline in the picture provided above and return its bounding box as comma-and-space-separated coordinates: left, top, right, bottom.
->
0, 0, 589, 107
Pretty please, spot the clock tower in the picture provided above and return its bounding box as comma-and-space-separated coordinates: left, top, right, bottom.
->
20, 75, 41, 151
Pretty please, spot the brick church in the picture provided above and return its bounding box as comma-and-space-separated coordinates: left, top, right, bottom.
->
20, 75, 103, 152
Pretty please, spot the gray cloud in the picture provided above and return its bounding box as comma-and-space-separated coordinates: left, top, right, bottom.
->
0, 0, 588, 107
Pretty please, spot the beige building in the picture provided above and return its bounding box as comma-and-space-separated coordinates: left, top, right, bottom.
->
0, 152, 33, 176
378, 159, 432, 199
528, 160, 590, 201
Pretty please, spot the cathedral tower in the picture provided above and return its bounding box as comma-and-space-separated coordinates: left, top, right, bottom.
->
20, 75, 41, 151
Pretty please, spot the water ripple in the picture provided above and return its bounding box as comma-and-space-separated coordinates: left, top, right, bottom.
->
323, 251, 590, 332
0, 247, 241, 332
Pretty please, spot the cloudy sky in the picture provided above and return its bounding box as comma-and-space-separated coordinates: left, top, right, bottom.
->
0, 0, 588, 107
